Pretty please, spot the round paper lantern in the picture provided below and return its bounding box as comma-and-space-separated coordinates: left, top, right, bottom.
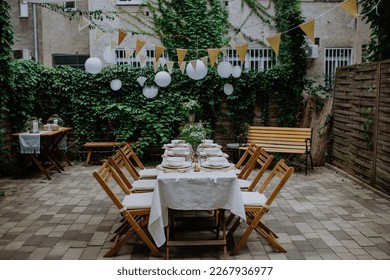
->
85, 57, 103, 74
137, 76, 147, 87
217, 61, 233, 78
186, 60, 208, 80
224, 83, 234, 95
154, 71, 171, 87
232, 65, 242, 78
110, 79, 122, 91
143, 86, 158, 99
103, 46, 116, 64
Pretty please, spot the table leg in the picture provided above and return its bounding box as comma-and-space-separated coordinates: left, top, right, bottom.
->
29, 154, 52, 180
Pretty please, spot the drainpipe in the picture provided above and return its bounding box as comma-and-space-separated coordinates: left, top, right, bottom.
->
33, 3, 38, 62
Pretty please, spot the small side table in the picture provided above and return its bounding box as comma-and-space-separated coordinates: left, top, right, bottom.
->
226, 143, 246, 163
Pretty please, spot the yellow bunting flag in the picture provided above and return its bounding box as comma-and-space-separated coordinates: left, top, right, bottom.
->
220, 46, 228, 57
136, 39, 146, 55
155, 45, 166, 62
176, 49, 188, 66
299, 19, 315, 42
179, 61, 186, 75
94, 29, 105, 43
118, 29, 127, 46
207, 48, 220, 67
190, 60, 197, 70
235, 43, 248, 64
201, 56, 208, 69
340, 0, 357, 18
266, 33, 281, 55
125, 48, 134, 59
167, 60, 174, 74
78, 16, 89, 31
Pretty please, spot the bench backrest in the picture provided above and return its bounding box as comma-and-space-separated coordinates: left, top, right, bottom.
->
246, 126, 312, 154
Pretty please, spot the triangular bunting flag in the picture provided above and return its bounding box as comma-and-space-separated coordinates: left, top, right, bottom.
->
111, 39, 118, 51
176, 49, 188, 66
118, 29, 127, 46
153, 58, 160, 72
220, 46, 228, 58
95, 29, 105, 43
207, 48, 220, 67
340, 0, 357, 18
125, 48, 134, 59
235, 43, 248, 64
78, 16, 89, 31
201, 56, 208, 69
136, 39, 146, 55
266, 33, 281, 55
228, 38, 236, 48
190, 60, 197, 70
139, 55, 147, 67
155, 45, 166, 62
235, 32, 246, 43
299, 19, 315, 42
167, 61, 174, 74
180, 61, 186, 75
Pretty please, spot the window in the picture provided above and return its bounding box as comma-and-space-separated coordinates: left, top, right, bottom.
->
324, 48, 353, 84
20, 1, 28, 18
115, 48, 169, 67
64, 2, 75, 9
116, 0, 145, 5
52, 54, 89, 69
223, 47, 275, 71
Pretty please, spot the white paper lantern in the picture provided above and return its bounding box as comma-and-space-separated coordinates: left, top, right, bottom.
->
143, 86, 158, 99
85, 57, 103, 74
217, 61, 233, 78
186, 60, 208, 80
103, 46, 116, 64
224, 83, 234, 95
232, 65, 242, 78
137, 76, 147, 87
154, 71, 171, 87
110, 79, 122, 91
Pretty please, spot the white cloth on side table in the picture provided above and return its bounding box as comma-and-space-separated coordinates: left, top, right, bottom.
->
18, 131, 47, 154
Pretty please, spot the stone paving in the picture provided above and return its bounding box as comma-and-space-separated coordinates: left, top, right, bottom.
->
0, 163, 389, 260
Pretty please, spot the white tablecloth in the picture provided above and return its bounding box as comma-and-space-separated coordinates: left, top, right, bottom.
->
148, 170, 246, 247
18, 131, 48, 154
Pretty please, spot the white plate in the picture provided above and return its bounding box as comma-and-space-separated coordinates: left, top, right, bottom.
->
199, 143, 218, 148
166, 143, 188, 148
200, 151, 223, 157
162, 162, 192, 169
201, 162, 231, 169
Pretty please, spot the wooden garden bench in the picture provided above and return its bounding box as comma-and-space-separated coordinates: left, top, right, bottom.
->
83, 142, 126, 166
244, 126, 313, 174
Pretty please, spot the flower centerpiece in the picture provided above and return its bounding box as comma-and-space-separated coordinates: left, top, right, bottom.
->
182, 99, 200, 122
179, 121, 212, 150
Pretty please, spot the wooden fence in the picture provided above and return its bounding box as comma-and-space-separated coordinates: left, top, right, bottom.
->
332, 60, 390, 196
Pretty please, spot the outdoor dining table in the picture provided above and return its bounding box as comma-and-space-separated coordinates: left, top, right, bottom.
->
148, 141, 246, 258
11, 127, 72, 180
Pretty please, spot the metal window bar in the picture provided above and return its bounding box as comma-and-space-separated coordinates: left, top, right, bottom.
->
115, 48, 169, 67
223, 47, 274, 70
324, 48, 353, 84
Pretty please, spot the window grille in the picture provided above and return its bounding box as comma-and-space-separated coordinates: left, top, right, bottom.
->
324, 48, 353, 84
115, 48, 169, 67
223, 47, 275, 71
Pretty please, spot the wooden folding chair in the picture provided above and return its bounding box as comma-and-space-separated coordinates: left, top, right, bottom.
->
237, 147, 274, 191
228, 159, 294, 255
108, 150, 156, 193
119, 143, 160, 179
93, 161, 162, 258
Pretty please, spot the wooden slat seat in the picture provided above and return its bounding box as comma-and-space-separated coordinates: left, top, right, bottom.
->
83, 142, 125, 166
244, 126, 313, 174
